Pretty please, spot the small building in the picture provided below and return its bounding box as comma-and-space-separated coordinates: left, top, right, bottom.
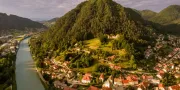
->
113, 78, 122, 86
99, 73, 104, 82
88, 86, 99, 90
81, 73, 92, 84
168, 85, 180, 90
158, 84, 165, 90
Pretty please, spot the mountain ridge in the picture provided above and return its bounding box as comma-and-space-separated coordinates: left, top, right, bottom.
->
0, 13, 46, 36
149, 5, 180, 24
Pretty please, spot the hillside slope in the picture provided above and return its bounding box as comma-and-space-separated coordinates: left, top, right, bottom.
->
0, 13, 46, 35
30, 0, 156, 58
150, 5, 180, 25
40, 17, 59, 27
140, 10, 157, 20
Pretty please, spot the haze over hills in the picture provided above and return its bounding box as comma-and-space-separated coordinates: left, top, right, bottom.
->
39, 17, 59, 27
0, 13, 46, 36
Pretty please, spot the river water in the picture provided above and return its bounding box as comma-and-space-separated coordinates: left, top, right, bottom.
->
15, 38, 45, 90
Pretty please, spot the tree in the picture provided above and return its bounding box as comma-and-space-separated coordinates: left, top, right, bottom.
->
99, 34, 108, 44
129, 55, 137, 69
161, 73, 176, 86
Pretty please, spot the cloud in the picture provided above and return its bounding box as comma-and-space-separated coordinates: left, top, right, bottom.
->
0, 0, 180, 20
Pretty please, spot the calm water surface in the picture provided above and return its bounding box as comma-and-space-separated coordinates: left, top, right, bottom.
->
16, 38, 44, 90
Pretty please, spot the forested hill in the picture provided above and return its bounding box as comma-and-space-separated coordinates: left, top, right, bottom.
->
40, 17, 59, 27
0, 13, 46, 35
31, 0, 156, 54
149, 5, 180, 25
139, 10, 157, 20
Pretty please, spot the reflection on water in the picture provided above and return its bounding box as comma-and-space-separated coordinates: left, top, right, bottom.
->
15, 38, 45, 90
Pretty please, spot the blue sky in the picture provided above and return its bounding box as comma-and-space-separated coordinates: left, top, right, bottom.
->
0, 0, 180, 21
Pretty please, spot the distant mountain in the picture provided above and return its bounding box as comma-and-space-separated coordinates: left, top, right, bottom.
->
0, 13, 46, 35
150, 5, 180, 25
39, 18, 59, 27
139, 10, 157, 20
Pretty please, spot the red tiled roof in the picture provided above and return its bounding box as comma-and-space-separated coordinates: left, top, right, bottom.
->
158, 84, 164, 88
169, 85, 180, 90
82, 75, 91, 81
122, 80, 129, 84
142, 82, 149, 87
99, 73, 104, 79
88, 86, 99, 90
102, 87, 112, 90
64, 87, 76, 90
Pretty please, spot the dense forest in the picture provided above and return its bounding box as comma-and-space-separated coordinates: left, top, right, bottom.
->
150, 5, 180, 25
140, 5, 180, 36
0, 13, 46, 36
139, 10, 157, 20
0, 53, 16, 89
30, 0, 157, 68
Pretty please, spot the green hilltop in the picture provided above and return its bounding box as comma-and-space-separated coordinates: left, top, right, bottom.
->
150, 5, 180, 25
139, 10, 157, 20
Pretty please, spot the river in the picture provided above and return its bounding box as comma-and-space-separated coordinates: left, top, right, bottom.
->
15, 38, 45, 90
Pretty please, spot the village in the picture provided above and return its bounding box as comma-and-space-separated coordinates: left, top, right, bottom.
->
39, 34, 180, 90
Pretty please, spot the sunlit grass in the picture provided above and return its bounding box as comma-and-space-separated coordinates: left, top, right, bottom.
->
84, 38, 101, 49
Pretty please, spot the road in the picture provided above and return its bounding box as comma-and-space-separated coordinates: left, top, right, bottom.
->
15, 38, 45, 90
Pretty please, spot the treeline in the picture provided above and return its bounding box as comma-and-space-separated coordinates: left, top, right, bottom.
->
0, 53, 16, 89
0, 13, 46, 36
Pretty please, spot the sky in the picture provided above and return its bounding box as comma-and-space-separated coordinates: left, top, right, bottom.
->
0, 0, 180, 21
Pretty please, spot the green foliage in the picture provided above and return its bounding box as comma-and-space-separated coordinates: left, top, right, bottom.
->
140, 10, 157, 20
150, 5, 180, 24
161, 73, 177, 86
69, 54, 94, 68
95, 64, 112, 75
99, 34, 108, 44
29, 0, 156, 70
0, 53, 16, 89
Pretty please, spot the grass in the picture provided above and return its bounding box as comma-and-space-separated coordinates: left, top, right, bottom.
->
15, 37, 24, 41
79, 64, 98, 73
84, 38, 101, 49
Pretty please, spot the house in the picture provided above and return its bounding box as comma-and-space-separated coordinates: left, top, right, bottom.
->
151, 79, 160, 84
113, 86, 124, 90
64, 87, 76, 90
109, 64, 121, 70
102, 87, 112, 90
81, 73, 92, 83
174, 73, 180, 79
88, 86, 99, 90
53, 65, 59, 70
141, 82, 150, 90
142, 75, 153, 81
156, 71, 164, 79
158, 84, 165, 90
122, 80, 129, 86
54, 80, 67, 89
103, 78, 113, 88
107, 55, 116, 61
44, 60, 51, 66
114, 78, 122, 86
99, 73, 104, 82
51, 73, 56, 79
168, 85, 180, 90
